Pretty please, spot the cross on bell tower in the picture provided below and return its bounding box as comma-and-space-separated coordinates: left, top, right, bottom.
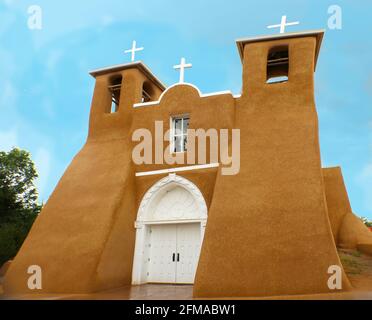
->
267, 15, 300, 34
125, 40, 144, 62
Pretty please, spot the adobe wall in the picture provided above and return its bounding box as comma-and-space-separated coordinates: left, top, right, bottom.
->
131, 84, 235, 210
3, 74, 235, 294
322, 167, 351, 243
3, 69, 148, 294
323, 167, 372, 253
193, 36, 351, 298
4, 36, 365, 297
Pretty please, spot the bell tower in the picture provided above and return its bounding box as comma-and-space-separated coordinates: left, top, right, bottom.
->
88, 62, 165, 140
237, 30, 324, 99
194, 30, 352, 298
3, 60, 166, 295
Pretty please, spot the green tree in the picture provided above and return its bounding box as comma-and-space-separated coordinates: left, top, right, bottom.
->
361, 217, 372, 228
0, 148, 41, 265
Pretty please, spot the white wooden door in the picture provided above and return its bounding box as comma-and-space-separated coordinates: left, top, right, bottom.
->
147, 223, 201, 284
147, 224, 177, 283
175, 223, 201, 284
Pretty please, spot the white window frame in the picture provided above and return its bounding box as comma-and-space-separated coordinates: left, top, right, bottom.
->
170, 115, 189, 153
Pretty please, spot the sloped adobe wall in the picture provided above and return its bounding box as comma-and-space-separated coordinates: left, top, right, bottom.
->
3, 69, 146, 294
323, 167, 372, 255
3, 139, 136, 293
193, 37, 351, 298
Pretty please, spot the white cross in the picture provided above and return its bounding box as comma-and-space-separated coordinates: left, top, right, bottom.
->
124, 40, 144, 62
173, 57, 192, 83
267, 15, 300, 34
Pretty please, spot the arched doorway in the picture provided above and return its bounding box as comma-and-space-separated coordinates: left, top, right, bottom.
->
132, 174, 207, 285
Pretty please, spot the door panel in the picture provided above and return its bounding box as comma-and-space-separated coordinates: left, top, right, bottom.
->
176, 223, 201, 284
147, 224, 177, 283
146, 223, 201, 284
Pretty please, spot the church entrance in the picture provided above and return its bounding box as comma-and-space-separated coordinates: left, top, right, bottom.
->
147, 223, 201, 284
132, 174, 208, 285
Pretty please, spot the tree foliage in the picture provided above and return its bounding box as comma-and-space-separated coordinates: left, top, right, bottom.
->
361, 217, 372, 228
0, 148, 41, 266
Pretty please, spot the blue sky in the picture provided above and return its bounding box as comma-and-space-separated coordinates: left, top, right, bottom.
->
0, 0, 371, 219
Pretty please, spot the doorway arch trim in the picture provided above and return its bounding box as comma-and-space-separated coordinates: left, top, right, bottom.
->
132, 173, 208, 285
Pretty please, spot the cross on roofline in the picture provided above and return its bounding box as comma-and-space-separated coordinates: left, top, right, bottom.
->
125, 40, 144, 62
173, 57, 192, 83
267, 15, 300, 34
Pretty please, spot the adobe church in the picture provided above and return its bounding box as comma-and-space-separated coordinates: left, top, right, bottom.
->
4, 29, 372, 298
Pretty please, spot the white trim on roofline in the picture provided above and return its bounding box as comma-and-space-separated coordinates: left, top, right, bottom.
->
135, 163, 219, 177
133, 83, 233, 108
159, 82, 200, 101
133, 101, 159, 108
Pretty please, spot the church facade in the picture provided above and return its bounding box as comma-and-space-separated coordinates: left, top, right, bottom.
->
4, 30, 372, 298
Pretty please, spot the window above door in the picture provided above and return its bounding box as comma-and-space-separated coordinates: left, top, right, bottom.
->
171, 115, 189, 153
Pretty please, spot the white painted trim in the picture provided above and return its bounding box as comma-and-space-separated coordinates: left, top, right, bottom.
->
89, 61, 166, 90
233, 93, 241, 98
135, 163, 219, 177
133, 101, 159, 108
131, 174, 208, 285
158, 82, 201, 101
135, 218, 207, 228
132, 83, 233, 108
137, 174, 208, 221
